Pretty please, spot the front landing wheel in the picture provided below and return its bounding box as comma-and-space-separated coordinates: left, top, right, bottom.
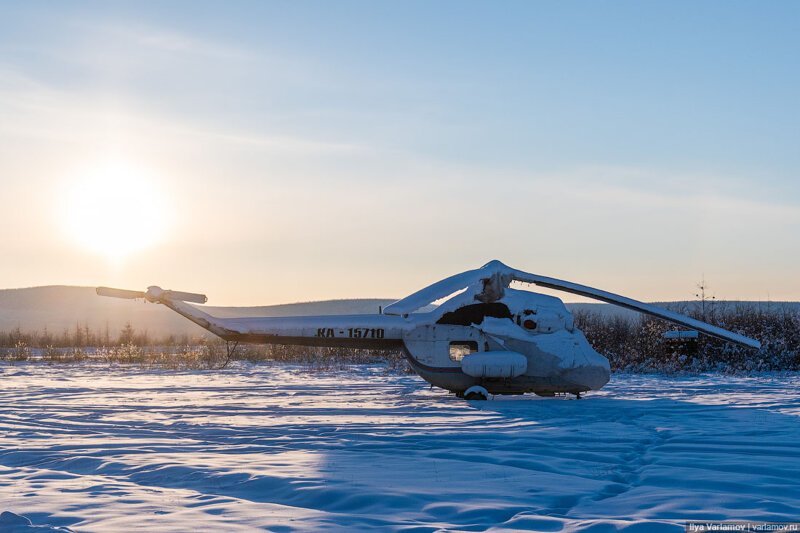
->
463, 385, 490, 401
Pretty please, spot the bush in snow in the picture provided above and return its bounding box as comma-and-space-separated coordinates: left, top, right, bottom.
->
575, 303, 800, 373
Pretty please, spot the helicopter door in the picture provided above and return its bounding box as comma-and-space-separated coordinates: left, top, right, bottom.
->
403, 325, 483, 367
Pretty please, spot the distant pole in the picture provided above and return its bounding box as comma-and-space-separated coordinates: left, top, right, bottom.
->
695, 276, 716, 321
696, 276, 707, 320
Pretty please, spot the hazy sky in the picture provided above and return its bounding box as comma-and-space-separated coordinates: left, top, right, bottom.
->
1, 1, 798, 305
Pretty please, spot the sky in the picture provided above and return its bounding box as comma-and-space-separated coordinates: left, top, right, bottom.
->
0, 1, 798, 305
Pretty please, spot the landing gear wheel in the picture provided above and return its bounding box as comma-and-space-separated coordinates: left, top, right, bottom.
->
463, 385, 490, 401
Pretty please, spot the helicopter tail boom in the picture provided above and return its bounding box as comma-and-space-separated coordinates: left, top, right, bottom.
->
96, 286, 405, 349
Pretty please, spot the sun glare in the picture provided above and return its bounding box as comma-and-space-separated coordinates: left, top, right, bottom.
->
61, 161, 170, 261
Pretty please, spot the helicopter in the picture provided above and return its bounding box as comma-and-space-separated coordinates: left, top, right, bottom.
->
97, 260, 760, 400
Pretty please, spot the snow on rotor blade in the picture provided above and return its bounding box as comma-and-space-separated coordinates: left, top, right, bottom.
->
383, 268, 486, 315
509, 268, 761, 349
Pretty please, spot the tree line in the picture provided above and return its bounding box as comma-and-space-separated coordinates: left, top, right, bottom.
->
0, 322, 199, 348
0, 303, 798, 373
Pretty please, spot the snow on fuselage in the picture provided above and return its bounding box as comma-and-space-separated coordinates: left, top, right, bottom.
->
400, 288, 611, 395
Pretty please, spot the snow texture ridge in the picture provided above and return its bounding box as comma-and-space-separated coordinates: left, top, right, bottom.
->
0, 363, 798, 531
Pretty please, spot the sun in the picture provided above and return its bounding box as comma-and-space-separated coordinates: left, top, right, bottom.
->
61, 161, 170, 261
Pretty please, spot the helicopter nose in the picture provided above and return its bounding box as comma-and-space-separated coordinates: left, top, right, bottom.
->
564, 362, 611, 391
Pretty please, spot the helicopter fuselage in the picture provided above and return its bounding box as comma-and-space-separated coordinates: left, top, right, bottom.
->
186, 287, 611, 396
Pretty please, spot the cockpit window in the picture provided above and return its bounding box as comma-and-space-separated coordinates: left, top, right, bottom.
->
449, 341, 478, 362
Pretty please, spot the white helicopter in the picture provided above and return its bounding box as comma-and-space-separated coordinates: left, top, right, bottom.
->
98, 260, 760, 400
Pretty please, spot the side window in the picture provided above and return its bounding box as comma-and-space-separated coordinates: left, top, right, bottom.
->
449, 341, 478, 362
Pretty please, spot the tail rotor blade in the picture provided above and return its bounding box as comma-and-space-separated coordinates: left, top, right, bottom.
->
97, 286, 207, 304
96, 287, 147, 300
162, 290, 207, 304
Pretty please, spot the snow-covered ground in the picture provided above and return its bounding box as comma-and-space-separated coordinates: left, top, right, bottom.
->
1, 364, 798, 532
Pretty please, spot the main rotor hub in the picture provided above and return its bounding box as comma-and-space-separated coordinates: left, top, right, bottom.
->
475, 271, 512, 304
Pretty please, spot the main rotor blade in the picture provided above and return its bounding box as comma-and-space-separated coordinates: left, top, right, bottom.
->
509, 268, 761, 349
96, 287, 146, 300
383, 267, 487, 315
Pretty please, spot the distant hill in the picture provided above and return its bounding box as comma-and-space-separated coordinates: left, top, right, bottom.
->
0, 286, 795, 339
